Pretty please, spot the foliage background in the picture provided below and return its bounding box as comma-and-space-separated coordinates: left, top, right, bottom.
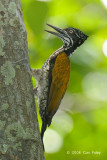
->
21, 0, 107, 159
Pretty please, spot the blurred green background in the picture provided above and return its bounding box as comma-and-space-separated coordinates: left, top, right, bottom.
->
21, 0, 107, 159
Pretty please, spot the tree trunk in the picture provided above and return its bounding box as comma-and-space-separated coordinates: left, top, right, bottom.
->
0, 0, 44, 159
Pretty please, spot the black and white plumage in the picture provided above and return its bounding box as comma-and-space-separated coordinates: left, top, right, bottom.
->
31, 24, 88, 150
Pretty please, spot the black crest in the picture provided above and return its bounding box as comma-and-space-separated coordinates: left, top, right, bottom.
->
45, 24, 88, 55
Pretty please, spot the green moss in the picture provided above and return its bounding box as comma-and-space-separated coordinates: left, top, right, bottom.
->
8, 2, 16, 15
1, 61, 15, 85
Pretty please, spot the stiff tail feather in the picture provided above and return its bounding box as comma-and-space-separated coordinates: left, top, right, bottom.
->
41, 121, 47, 151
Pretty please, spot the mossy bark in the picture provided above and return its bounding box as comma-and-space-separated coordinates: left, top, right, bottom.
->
0, 0, 44, 159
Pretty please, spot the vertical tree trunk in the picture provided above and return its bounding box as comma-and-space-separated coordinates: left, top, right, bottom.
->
0, 0, 44, 159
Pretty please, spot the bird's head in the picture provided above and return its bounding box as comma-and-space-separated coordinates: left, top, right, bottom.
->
45, 24, 88, 55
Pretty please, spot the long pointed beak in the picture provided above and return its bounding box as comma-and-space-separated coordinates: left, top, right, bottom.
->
45, 23, 65, 38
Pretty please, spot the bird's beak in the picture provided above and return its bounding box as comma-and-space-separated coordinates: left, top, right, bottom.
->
45, 23, 66, 40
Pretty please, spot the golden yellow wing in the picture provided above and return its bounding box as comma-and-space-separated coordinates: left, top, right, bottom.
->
47, 52, 70, 116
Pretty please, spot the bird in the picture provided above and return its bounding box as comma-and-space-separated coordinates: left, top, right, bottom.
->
31, 23, 88, 150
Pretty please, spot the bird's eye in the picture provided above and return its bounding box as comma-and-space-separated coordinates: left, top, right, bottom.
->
69, 30, 73, 34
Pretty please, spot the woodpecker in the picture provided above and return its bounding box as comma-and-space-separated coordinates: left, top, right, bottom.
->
32, 24, 88, 149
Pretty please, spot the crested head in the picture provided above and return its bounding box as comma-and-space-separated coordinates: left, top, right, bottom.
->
45, 24, 88, 55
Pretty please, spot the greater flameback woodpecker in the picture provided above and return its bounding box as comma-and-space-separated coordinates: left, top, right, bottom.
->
32, 24, 88, 150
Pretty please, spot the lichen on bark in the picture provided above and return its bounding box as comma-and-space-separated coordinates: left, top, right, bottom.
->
8, 2, 17, 15
0, 0, 44, 159
1, 61, 15, 85
0, 35, 5, 56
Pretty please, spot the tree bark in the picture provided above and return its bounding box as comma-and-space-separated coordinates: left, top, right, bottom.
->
0, 0, 44, 159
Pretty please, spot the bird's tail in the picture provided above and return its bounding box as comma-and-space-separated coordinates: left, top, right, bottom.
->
41, 121, 47, 151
